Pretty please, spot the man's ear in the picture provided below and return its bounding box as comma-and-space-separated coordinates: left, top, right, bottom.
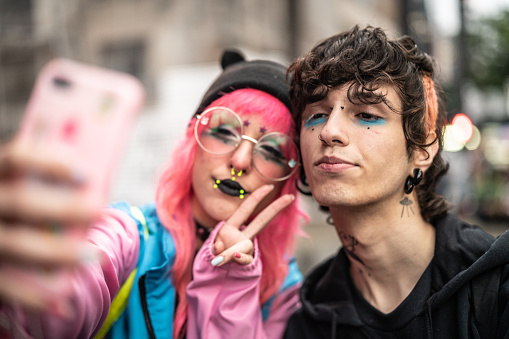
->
413, 131, 438, 171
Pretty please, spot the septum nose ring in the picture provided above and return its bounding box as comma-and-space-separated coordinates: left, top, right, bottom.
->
231, 167, 243, 181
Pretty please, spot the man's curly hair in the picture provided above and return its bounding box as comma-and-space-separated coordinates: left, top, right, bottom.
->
287, 25, 451, 221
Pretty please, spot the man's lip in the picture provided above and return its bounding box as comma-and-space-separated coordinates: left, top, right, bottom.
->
314, 156, 356, 171
314, 156, 355, 166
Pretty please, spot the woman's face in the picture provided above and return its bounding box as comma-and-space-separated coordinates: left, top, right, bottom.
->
190, 108, 292, 228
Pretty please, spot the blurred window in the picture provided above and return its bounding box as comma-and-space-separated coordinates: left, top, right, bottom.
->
0, 50, 35, 104
0, 0, 32, 38
101, 40, 146, 81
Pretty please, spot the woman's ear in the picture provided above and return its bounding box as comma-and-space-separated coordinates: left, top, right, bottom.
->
413, 131, 438, 172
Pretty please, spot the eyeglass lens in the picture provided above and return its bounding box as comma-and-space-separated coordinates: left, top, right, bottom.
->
195, 107, 299, 180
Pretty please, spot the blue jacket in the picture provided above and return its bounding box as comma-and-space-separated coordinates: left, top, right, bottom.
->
106, 202, 302, 339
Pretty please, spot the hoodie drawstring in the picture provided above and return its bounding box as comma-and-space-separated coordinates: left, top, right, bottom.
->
331, 310, 338, 339
425, 298, 434, 339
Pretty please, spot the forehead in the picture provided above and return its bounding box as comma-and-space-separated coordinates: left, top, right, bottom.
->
236, 109, 293, 135
208, 89, 294, 135
306, 83, 403, 111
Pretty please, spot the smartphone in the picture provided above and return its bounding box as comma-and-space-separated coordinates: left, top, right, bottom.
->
15, 58, 145, 208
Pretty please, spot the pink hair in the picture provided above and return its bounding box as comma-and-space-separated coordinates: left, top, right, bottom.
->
155, 88, 308, 338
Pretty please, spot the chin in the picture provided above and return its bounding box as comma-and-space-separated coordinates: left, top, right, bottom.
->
311, 185, 349, 208
206, 199, 240, 222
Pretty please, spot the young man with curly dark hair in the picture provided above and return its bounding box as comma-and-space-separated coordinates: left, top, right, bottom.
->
284, 25, 509, 339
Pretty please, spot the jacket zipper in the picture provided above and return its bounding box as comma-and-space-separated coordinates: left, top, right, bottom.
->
139, 274, 157, 339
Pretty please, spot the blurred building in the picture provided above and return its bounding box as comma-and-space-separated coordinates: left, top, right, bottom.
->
0, 0, 427, 140
1, 0, 439, 274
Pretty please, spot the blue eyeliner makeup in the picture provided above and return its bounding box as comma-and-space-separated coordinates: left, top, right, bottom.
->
304, 115, 327, 129
358, 117, 386, 126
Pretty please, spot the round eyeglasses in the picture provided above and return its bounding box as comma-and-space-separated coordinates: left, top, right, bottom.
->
194, 106, 300, 181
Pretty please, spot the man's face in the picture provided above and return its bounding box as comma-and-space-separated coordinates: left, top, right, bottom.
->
299, 84, 413, 210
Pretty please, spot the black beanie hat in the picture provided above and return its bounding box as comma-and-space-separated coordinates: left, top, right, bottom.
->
194, 49, 291, 115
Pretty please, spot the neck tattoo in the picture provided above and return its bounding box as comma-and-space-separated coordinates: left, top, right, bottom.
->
195, 221, 212, 242
400, 196, 415, 217
339, 231, 365, 266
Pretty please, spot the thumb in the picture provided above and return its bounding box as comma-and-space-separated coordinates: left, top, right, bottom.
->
212, 238, 225, 256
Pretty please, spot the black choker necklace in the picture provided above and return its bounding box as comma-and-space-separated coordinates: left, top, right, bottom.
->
195, 221, 212, 242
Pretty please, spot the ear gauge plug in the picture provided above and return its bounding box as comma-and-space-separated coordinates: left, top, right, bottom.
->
404, 168, 423, 194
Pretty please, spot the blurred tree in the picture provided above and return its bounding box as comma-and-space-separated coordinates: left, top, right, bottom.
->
467, 10, 509, 90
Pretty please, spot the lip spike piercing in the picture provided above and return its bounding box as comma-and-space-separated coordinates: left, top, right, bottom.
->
213, 178, 245, 199
232, 168, 245, 199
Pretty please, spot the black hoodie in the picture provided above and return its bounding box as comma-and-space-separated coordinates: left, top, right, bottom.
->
284, 214, 509, 338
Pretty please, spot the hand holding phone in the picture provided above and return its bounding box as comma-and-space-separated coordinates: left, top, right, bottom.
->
0, 59, 145, 316
15, 58, 145, 208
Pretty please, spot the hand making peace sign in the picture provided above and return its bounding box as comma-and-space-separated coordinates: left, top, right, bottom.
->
210, 184, 295, 267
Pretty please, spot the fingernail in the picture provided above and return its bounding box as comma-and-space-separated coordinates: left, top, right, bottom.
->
267, 184, 274, 190
78, 244, 101, 263
211, 256, 224, 266
234, 252, 241, 259
289, 194, 295, 201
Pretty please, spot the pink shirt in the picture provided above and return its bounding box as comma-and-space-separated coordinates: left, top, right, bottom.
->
187, 222, 301, 339
0, 209, 300, 338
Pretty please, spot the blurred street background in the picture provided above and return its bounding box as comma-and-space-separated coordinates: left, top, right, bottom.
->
1, 0, 508, 275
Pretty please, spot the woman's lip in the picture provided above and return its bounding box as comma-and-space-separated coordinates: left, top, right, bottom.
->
213, 178, 248, 197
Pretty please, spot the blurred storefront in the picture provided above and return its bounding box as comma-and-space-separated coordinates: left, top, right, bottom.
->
470, 122, 509, 222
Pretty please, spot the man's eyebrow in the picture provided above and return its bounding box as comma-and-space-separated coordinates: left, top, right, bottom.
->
357, 90, 397, 111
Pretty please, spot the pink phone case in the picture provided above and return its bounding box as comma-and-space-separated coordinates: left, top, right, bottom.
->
16, 58, 145, 208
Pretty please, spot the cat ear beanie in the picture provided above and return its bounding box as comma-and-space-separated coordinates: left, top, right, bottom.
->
194, 49, 291, 115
